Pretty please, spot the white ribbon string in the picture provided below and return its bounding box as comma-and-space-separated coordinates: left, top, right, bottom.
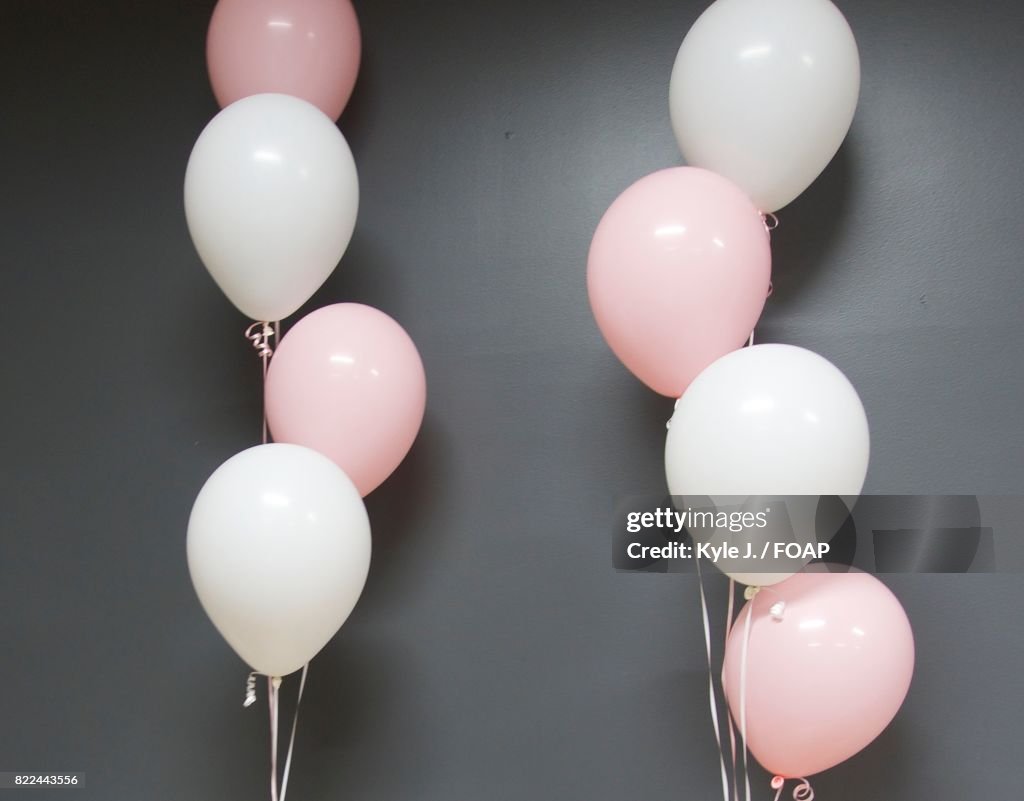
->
695, 557, 732, 801
269, 677, 281, 801
279, 664, 309, 801
246, 666, 308, 801
245, 672, 259, 707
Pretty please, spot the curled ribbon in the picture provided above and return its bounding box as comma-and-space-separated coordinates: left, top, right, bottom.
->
245, 322, 276, 359
772, 776, 814, 801
244, 320, 279, 444
244, 671, 258, 708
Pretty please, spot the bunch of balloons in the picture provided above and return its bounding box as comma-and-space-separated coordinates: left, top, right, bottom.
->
587, 0, 913, 792
183, 0, 426, 688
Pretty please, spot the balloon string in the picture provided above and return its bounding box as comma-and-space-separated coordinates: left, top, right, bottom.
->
244, 321, 280, 444
738, 325, 756, 800
269, 677, 280, 801
243, 320, 290, 801
738, 595, 755, 801
772, 777, 814, 801
725, 580, 740, 801
695, 557, 732, 801
279, 664, 308, 801
733, 585, 787, 801
248, 669, 306, 801
244, 672, 259, 707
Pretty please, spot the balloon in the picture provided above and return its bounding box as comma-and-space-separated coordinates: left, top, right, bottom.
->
587, 167, 771, 397
669, 0, 860, 212
187, 444, 371, 677
207, 0, 361, 121
666, 344, 869, 496
666, 345, 869, 585
265, 304, 427, 496
184, 93, 359, 322
722, 569, 914, 778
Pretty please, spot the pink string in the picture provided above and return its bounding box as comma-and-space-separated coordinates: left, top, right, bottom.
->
772, 776, 814, 801
738, 586, 801, 801
725, 580, 740, 801
244, 320, 280, 444
738, 601, 754, 801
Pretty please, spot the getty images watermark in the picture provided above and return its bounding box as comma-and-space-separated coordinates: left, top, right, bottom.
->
625, 506, 829, 562
613, 495, 1018, 574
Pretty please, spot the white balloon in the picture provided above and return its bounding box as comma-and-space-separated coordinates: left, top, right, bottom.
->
187, 444, 371, 677
665, 345, 869, 585
184, 93, 359, 321
669, 0, 859, 212
666, 344, 869, 496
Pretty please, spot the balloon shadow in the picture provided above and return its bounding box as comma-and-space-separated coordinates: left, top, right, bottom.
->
172, 629, 429, 798
335, 31, 376, 149
269, 630, 434, 800
762, 139, 856, 313
621, 377, 677, 455
291, 232, 408, 321
364, 412, 448, 550
809, 716, 915, 798
359, 413, 454, 610
869, 495, 984, 573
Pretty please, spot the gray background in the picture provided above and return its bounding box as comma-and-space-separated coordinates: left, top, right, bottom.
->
1, 0, 1022, 799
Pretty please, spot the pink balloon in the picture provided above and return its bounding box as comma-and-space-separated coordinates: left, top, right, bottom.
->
265, 304, 426, 496
587, 167, 770, 397
722, 570, 914, 779
207, 0, 361, 121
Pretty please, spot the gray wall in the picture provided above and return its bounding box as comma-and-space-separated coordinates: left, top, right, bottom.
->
1, 0, 1022, 799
